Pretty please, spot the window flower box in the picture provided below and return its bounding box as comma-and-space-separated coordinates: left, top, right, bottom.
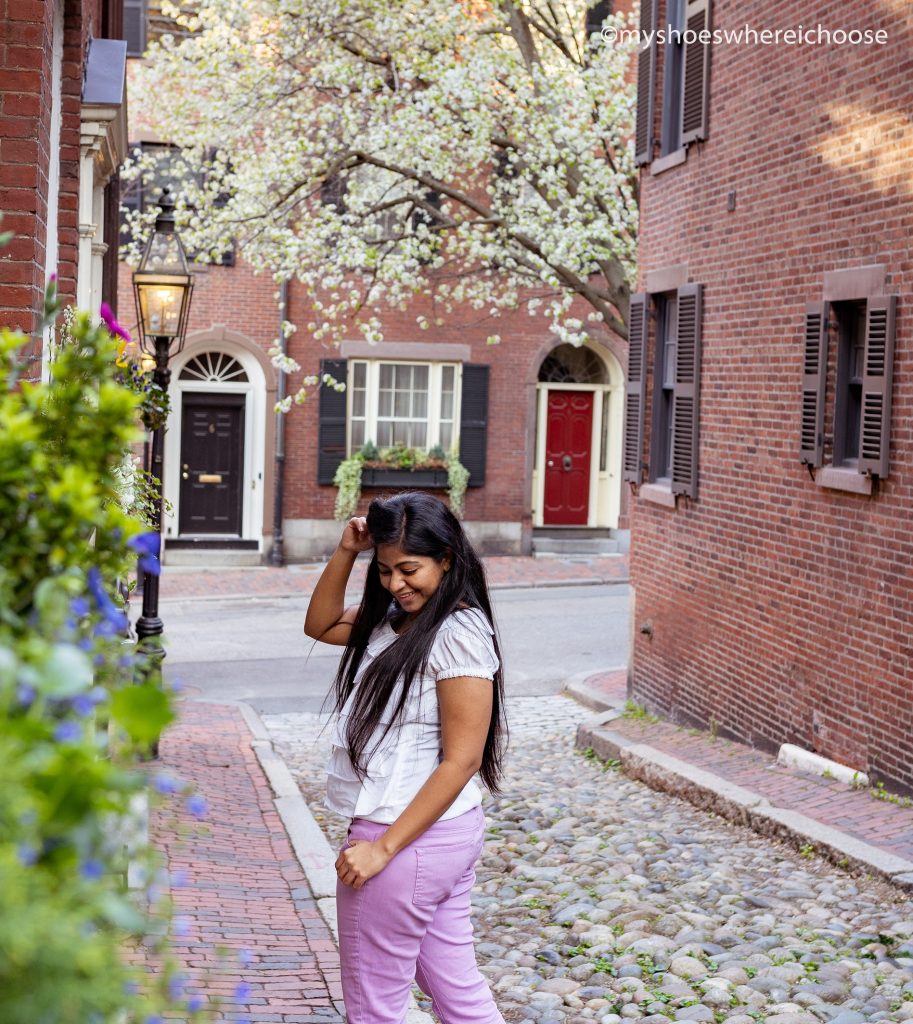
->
360, 466, 449, 488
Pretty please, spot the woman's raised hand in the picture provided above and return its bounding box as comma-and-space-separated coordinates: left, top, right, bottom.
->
339, 516, 373, 554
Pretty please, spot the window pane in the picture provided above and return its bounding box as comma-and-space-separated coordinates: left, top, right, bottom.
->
378, 386, 393, 417
394, 389, 410, 417
351, 421, 365, 449
379, 364, 394, 389
352, 388, 365, 418
377, 421, 392, 447
439, 421, 452, 452
353, 362, 366, 389
413, 390, 428, 419
413, 365, 429, 390
440, 391, 453, 421
406, 422, 425, 448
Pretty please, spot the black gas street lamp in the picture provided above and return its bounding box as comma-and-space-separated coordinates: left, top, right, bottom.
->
132, 188, 194, 662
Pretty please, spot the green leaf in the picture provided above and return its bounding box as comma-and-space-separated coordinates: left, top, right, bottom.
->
110, 682, 175, 744
35, 644, 93, 698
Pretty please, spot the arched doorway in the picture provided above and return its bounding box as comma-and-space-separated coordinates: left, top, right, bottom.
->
533, 342, 624, 529
163, 334, 269, 551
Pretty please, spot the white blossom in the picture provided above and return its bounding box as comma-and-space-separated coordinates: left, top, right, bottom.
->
131, 0, 639, 407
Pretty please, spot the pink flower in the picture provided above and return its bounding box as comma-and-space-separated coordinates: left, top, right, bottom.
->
100, 302, 131, 343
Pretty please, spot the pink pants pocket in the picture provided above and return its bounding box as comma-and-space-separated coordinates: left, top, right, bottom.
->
412, 839, 481, 907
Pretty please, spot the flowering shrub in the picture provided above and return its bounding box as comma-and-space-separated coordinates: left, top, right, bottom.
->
0, 290, 190, 1021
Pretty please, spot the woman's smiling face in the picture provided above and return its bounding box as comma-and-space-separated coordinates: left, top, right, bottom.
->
375, 542, 450, 616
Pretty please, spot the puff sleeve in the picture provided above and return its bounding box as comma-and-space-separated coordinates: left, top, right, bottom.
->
430, 610, 499, 681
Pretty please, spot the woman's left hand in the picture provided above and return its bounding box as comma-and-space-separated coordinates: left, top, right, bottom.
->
335, 839, 392, 889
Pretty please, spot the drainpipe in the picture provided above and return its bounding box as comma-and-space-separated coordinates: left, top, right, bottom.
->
269, 279, 289, 566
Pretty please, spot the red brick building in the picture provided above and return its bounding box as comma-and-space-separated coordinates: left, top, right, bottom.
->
118, 4, 633, 565
626, 0, 913, 787
1, 0, 127, 363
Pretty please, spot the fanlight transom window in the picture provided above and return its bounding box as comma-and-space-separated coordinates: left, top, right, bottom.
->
538, 343, 608, 384
179, 352, 249, 383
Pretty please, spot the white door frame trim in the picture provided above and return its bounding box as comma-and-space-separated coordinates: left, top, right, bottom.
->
163, 337, 267, 546
532, 343, 624, 529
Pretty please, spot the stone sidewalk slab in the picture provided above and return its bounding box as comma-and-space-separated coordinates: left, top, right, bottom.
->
575, 670, 913, 891
157, 553, 629, 602
146, 702, 345, 1022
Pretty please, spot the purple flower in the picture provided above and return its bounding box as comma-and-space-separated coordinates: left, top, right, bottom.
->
17, 844, 38, 866
234, 981, 252, 1003
54, 721, 82, 743
238, 947, 253, 966
72, 694, 96, 717
168, 973, 186, 1000
171, 868, 189, 888
16, 683, 36, 709
186, 994, 205, 1013
185, 794, 208, 820
153, 773, 180, 795
87, 568, 128, 634
100, 301, 131, 342
70, 597, 90, 617
173, 916, 191, 938
80, 859, 105, 880
129, 532, 162, 577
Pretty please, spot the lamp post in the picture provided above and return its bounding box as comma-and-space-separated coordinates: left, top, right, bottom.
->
132, 188, 194, 666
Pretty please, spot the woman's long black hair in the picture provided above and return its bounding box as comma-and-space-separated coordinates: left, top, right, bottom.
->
333, 491, 507, 792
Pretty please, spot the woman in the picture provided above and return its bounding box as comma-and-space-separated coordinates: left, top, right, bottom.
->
304, 492, 507, 1024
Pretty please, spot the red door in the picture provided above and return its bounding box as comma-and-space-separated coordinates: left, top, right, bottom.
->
543, 391, 593, 525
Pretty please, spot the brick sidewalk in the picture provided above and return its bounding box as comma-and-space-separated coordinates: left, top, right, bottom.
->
148, 702, 343, 1022
580, 669, 913, 874
158, 554, 629, 601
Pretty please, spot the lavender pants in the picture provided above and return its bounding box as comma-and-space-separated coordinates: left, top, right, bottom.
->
336, 805, 504, 1024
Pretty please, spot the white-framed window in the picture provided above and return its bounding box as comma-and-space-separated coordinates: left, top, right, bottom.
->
348, 360, 461, 454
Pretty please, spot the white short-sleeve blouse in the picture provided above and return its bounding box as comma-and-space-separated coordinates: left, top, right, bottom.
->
325, 607, 499, 824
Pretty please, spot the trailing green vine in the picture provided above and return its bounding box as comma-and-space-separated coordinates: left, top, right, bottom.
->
333, 453, 364, 521
447, 453, 470, 519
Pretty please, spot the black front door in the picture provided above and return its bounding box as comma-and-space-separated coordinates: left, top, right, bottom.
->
178, 392, 245, 535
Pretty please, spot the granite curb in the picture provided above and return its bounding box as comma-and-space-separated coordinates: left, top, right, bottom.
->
236, 701, 435, 1024
160, 573, 630, 604
576, 709, 913, 893
563, 667, 629, 712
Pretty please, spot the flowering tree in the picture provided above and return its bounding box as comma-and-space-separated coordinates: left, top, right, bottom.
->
130, 0, 638, 403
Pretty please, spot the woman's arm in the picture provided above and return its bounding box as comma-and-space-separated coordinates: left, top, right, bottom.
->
335, 675, 493, 888
303, 517, 372, 645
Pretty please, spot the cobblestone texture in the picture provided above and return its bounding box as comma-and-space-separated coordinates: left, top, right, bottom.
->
266, 696, 913, 1024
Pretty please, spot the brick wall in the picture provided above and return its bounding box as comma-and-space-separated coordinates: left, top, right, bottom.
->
630, 0, 913, 788
0, 0, 103, 353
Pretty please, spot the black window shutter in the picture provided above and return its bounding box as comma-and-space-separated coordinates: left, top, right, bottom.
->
799, 303, 829, 467
671, 283, 702, 497
459, 364, 489, 488
858, 295, 897, 477
318, 358, 348, 485
623, 293, 648, 483
680, 0, 711, 145
634, 0, 658, 165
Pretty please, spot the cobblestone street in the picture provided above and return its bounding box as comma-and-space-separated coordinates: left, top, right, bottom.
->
266, 696, 913, 1024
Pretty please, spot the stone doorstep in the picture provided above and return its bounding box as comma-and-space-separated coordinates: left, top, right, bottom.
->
576, 714, 913, 892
